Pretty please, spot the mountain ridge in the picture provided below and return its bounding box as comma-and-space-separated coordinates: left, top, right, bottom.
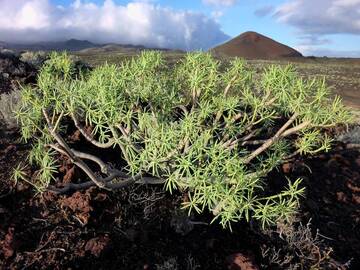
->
1, 39, 172, 52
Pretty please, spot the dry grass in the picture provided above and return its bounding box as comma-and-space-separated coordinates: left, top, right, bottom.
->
0, 89, 21, 128
261, 218, 351, 269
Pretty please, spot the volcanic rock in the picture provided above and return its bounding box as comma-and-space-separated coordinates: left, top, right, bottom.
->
0, 52, 37, 95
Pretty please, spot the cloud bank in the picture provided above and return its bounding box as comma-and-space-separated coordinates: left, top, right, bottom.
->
254, 5, 274, 17
275, 0, 360, 35
296, 45, 360, 58
0, 0, 230, 50
202, 0, 238, 7
274, 0, 360, 57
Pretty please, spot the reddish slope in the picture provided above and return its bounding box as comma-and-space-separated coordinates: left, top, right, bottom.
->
211, 31, 302, 59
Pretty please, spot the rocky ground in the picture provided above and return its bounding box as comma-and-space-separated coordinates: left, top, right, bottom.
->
0, 51, 37, 95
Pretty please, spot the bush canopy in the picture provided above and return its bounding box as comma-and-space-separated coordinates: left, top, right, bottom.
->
14, 51, 352, 229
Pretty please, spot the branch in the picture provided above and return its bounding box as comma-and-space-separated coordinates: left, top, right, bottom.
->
116, 124, 142, 153
282, 149, 301, 162
47, 174, 166, 194
177, 105, 189, 115
243, 113, 300, 164
47, 181, 95, 194
280, 120, 311, 138
224, 75, 237, 97
346, 143, 360, 149
45, 135, 165, 193
71, 113, 115, 148
48, 143, 112, 175
214, 103, 241, 128
223, 129, 258, 149
43, 109, 107, 189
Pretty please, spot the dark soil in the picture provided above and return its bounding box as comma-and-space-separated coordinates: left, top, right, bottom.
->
293, 145, 360, 267
0, 126, 359, 270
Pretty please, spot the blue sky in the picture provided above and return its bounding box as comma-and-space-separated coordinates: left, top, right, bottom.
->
1, 0, 360, 57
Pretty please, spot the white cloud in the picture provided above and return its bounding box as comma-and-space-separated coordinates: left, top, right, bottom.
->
296, 45, 360, 57
211, 10, 224, 20
0, 0, 229, 50
254, 5, 274, 17
275, 0, 360, 35
274, 0, 360, 57
202, 0, 237, 7
0, 0, 51, 30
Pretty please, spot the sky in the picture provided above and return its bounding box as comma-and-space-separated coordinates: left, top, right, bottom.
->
0, 0, 360, 57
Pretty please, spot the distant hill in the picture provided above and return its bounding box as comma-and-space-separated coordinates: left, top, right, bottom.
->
62, 39, 96, 50
1, 39, 179, 53
0, 41, 7, 49
78, 43, 170, 54
211, 31, 302, 59
1, 39, 98, 52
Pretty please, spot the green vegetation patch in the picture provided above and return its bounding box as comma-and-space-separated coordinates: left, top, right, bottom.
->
14, 51, 352, 229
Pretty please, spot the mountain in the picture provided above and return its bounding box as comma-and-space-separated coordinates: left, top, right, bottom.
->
61, 39, 96, 51
1, 39, 176, 53
78, 43, 176, 54
211, 31, 302, 59
0, 41, 7, 49
2, 39, 98, 52
78, 43, 149, 53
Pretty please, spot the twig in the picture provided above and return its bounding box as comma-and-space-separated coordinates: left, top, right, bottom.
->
280, 120, 311, 138
43, 109, 107, 189
71, 112, 115, 148
224, 75, 237, 97
47, 174, 166, 194
346, 143, 360, 149
243, 113, 300, 164
71, 149, 109, 172
283, 149, 301, 161
223, 129, 258, 149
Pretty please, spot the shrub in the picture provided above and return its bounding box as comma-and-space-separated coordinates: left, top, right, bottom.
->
14, 51, 352, 228
20, 51, 48, 69
0, 89, 21, 128
261, 218, 349, 269
337, 125, 360, 144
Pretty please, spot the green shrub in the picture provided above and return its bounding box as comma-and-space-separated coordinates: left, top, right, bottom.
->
14, 51, 352, 229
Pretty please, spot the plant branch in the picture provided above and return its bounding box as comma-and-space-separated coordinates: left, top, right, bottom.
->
47, 173, 166, 194
43, 109, 107, 189
243, 113, 300, 164
224, 75, 237, 97
71, 113, 115, 148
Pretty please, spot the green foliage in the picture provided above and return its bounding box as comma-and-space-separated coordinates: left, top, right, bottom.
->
15, 51, 352, 229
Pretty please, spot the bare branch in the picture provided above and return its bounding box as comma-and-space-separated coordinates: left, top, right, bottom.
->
71, 149, 109, 173
47, 181, 95, 194
71, 113, 115, 148
346, 143, 360, 149
47, 173, 166, 194
224, 75, 237, 97
53, 111, 64, 132
223, 129, 259, 149
282, 149, 301, 162
243, 113, 300, 164
48, 143, 113, 175
43, 109, 107, 189
280, 120, 311, 138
